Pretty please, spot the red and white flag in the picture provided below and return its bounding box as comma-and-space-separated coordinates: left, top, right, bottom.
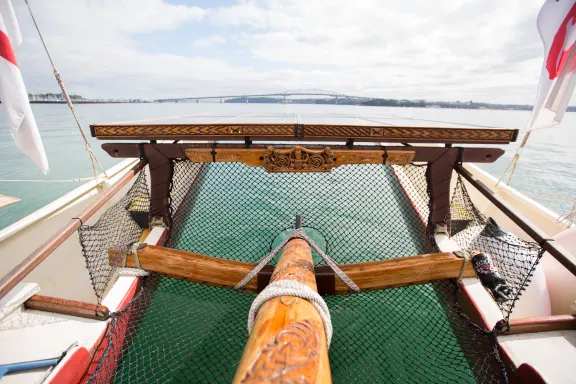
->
530, 0, 576, 128
0, 0, 48, 173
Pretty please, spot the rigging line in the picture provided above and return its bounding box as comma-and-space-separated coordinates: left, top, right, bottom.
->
375, 113, 498, 129
103, 112, 212, 125
356, 116, 394, 126
24, 0, 108, 181
0, 177, 100, 183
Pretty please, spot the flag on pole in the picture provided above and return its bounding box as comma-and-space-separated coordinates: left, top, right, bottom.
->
530, 0, 576, 128
498, 0, 576, 186
0, 0, 48, 174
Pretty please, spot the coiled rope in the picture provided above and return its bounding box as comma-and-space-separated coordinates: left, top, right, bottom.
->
247, 280, 333, 347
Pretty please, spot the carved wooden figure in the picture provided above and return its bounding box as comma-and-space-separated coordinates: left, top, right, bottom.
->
233, 238, 332, 383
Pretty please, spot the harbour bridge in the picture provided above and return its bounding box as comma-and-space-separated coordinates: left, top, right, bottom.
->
155, 89, 372, 104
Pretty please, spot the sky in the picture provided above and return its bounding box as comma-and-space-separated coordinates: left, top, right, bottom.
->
11, 0, 551, 103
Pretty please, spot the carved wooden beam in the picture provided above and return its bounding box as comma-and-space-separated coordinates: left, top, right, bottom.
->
102, 143, 505, 164
186, 146, 415, 172
108, 245, 476, 293
233, 238, 332, 383
24, 295, 110, 320
91, 123, 518, 144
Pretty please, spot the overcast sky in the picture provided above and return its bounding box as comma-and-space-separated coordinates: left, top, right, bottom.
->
13, 0, 549, 103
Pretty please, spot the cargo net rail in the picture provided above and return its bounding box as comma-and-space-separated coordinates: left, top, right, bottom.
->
77, 160, 544, 383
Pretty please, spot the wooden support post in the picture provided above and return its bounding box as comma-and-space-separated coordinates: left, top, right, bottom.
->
233, 238, 332, 383
144, 145, 173, 226
426, 149, 458, 231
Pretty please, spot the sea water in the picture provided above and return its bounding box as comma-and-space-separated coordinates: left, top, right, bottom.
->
1, 103, 576, 230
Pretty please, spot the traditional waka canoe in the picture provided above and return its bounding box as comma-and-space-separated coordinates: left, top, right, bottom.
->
0, 118, 575, 383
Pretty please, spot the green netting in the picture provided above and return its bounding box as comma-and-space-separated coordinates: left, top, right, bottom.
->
168, 161, 435, 264
79, 160, 511, 383
84, 277, 505, 383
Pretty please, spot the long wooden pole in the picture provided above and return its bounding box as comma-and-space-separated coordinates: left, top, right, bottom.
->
233, 238, 332, 383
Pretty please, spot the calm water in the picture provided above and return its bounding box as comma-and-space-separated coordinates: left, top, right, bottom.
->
1, 103, 575, 230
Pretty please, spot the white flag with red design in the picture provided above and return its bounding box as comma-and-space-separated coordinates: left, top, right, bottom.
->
530, 0, 576, 128
0, 0, 48, 173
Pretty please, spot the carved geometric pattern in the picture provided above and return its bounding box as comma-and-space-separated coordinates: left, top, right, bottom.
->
92, 123, 517, 143
263, 146, 336, 173
241, 319, 321, 383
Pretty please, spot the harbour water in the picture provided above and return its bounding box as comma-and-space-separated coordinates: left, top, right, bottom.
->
1, 103, 575, 230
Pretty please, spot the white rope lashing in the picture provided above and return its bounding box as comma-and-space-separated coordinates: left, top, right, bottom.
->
247, 280, 333, 348
234, 228, 360, 293
24, 0, 108, 181
116, 242, 150, 277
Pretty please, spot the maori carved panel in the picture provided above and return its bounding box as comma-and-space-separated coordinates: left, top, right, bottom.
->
186, 147, 422, 170
263, 146, 335, 173
240, 319, 321, 384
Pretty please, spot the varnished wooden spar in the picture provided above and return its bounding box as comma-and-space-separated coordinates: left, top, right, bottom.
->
25, 295, 110, 320
108, 245, 476, 293
108, 246, 259, 291
233, 238, 332, 383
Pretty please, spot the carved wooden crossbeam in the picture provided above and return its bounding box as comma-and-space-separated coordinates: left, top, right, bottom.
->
108, 245, 476, 293
91, 123, 519, 144
186, 146, 415, 172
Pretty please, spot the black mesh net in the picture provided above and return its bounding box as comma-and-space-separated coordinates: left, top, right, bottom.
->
167, 161, 437, 265
79, 170, 149, 302
83, 276, 507, 384
448, 176, 545, 323
77, 160, 526, 383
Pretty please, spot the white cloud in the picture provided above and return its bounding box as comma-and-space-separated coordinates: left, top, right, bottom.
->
192, 35, 226, 48
12, 0, 553, 103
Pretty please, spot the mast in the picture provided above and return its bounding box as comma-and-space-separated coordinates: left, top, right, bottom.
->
233, 236, 332, 383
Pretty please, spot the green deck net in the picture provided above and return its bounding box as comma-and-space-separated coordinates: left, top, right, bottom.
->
79, 160, 514, 383
85, 277, 503, 383
167, 162, 436, 264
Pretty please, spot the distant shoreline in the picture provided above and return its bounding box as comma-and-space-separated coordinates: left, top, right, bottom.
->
28, 101, 152, 104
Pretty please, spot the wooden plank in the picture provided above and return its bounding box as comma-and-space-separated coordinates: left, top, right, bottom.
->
337, 252, 475, 293
25, 295, 110, 320
506, 315, 576, 335
185, 147, 416, 172
108, 245, 475, 293
91, 123, 519, 144
108, 245, 259, 292
103, 143, 505, 164
233, 238, 332, 383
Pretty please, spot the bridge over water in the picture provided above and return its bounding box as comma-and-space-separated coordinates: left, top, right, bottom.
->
155, 89, 372, 104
